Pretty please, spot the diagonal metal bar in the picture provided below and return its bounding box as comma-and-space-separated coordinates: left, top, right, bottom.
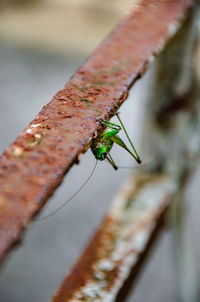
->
0, 0, 195, 264
52, 171, 176, 302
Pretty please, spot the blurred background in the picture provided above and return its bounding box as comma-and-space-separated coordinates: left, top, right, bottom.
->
0, 1, 199, 301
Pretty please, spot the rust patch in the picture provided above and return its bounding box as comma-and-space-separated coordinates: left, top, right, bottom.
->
0, 0, 195, 264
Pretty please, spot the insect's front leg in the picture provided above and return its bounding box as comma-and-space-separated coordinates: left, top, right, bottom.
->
101, 120, 121, 131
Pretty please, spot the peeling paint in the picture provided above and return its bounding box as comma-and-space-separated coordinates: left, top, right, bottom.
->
52, 172, 177, 301
12, 146, 23, 158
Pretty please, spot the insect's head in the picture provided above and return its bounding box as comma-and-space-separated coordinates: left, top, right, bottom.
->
100, 152, 107, 160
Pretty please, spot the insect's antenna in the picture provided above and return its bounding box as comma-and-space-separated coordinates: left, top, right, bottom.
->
116, 112, 141, 163
37, 160, 98, 221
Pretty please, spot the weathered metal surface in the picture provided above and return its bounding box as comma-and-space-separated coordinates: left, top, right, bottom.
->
146, 4, 200, 179
146, 5, 200, 302
52, 4, 200, 302
0, 0, 195, 263
52, 172, 176, 302
52, 5, 200, 300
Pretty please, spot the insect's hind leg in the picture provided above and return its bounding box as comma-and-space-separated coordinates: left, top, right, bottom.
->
101, 120, 121, 140
111, 134, 141, 164
116, 113, 141, 163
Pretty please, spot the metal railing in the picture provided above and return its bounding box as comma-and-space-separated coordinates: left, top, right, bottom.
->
0, 0, 199, 301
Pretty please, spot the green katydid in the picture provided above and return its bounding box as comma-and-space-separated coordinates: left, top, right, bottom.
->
38, 113, 141, 220
91, 113, 141, 170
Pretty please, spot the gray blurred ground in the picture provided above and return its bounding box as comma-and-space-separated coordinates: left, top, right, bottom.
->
0, 2, 199, 301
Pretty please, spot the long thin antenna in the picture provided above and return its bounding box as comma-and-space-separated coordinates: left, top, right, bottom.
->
116, 112, 141, 162
37, 160, 98, 221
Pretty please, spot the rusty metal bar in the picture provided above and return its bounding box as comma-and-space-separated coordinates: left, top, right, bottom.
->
52, 171, 176, 302
0, 0, 195, 264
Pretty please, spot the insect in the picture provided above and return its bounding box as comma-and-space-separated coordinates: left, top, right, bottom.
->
91, 113, 141, 170
38, 113, 141, 220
